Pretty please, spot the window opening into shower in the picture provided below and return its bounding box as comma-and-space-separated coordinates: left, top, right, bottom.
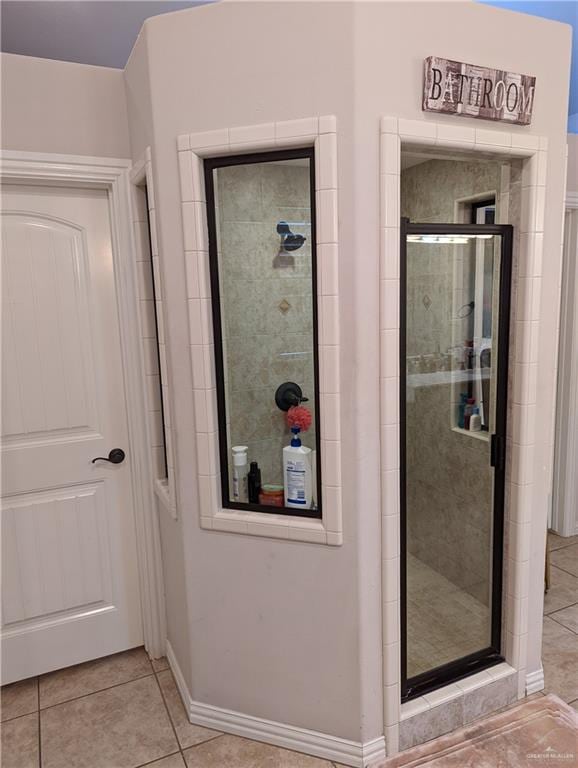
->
204, 148, 322, 518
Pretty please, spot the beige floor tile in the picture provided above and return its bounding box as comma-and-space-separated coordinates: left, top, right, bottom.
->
544, 566, 578, 615
1, 678, 38, 722
550, 603, 578, 634
542, 617, 578, 704
40, 675, 178, 768
550, 543, 578, 577
156, 670, 221, 749
137, 754, 186, 768
183, 735, 333, 768
548, 532, 578, 551
152, 657, 170, 673
407, 554, 490, 677
0, 713, 39, 768
39, 646, 153, 708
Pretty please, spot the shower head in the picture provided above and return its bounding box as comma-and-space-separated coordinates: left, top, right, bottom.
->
276, 220, 306, 252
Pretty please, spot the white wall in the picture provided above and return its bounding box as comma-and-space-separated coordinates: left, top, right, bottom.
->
123, 0, 571, 743
568, 135, 578, 194
1, 53, 131, 158
552, 137, 578, 538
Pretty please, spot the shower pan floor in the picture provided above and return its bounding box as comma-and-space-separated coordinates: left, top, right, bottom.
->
407, 554, 491, 679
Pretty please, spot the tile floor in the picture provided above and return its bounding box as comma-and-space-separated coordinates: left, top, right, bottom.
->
543, 532, 578, 708
2, 532, 576, 767
0, 647, 339, 768
407, 553, 490, 677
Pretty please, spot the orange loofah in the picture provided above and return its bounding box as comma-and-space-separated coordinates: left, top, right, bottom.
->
286, 405, 313, 432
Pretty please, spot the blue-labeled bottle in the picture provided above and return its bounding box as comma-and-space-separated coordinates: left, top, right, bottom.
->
458, 392, 468, 429
283, 426, 313, 509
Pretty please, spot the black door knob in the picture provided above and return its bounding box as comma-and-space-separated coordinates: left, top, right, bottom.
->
92, 448, 126, 465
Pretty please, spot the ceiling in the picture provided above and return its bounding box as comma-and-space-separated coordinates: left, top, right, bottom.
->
0, 1, 209, 69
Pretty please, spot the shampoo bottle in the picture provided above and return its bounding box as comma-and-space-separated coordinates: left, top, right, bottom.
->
283, 427, 312, 509
232, 446, 248, 502
470, 406, 482, 432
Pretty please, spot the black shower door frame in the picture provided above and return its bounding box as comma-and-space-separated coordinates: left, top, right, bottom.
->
399, 218, 514, 702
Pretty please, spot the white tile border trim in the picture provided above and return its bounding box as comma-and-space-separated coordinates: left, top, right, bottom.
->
379, 116, 548, 746
177, 117, 343, 545
130, 147, 178, 519
166, 640, 384, 767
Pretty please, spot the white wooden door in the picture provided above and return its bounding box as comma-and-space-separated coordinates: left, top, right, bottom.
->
1, 183, 143, 684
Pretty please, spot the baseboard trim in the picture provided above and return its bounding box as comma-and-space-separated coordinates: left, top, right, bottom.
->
525, 668, 545, 695
166, 641, 386, 767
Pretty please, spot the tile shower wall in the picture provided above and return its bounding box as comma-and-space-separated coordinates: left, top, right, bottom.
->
216, 162, 316, 489
401, 159, 518, 605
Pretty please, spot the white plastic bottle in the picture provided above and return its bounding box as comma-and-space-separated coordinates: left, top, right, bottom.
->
283, 427, 313, 509
470, 407, 482, 432
232, 446, 249, 502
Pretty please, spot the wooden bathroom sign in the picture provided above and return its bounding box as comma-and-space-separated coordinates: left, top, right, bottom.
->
423, 56, 536, 126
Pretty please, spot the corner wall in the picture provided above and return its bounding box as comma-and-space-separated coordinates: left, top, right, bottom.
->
124, 1, 370, 745
1, 53, 130, 158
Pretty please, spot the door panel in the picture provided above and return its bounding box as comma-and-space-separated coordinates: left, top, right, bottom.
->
400, 221, 512, 700
1, 184, 143, 683
2, 216, 97, 439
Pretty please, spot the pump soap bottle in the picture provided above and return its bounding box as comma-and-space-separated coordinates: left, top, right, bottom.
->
283, 427, 313, 509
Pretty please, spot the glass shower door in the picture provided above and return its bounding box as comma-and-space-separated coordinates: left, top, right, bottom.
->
400, 220, 513, 700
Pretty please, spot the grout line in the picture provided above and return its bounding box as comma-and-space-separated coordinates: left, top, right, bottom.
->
133, 751, 183, 768
152, 667, 184, 760
548, 562, 578, 580
152, 666, 226, 757
548, 538, 578, 553
37, 671, 156, 713
1, 708, 40, 725
37, 677, 42, 768
544, 596, 578, 617
548, 604, 578, 635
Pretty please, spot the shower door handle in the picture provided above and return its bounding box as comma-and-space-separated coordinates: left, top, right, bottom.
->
490, 434, 504, 470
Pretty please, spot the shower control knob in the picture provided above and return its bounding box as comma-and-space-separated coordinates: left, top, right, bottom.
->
275, 382, 308, 412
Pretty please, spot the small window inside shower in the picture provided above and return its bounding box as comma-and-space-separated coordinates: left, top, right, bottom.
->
204, 148, 322, 518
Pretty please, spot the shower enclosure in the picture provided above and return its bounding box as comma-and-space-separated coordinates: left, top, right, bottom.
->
400, 218, 513, 700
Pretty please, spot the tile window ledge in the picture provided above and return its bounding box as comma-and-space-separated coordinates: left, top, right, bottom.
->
202, 509, 342, 545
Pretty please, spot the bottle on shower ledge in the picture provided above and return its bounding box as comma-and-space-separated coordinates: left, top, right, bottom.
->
458, 392, 468, 429
464, 398, 476, 430
232, 446, 249, 503
470, 407, 482, 432
248, 461, 262, 504
283, 426, 313, 509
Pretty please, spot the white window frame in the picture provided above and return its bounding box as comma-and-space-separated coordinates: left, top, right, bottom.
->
177, 116, 343, 545
130, 148, 178, 519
